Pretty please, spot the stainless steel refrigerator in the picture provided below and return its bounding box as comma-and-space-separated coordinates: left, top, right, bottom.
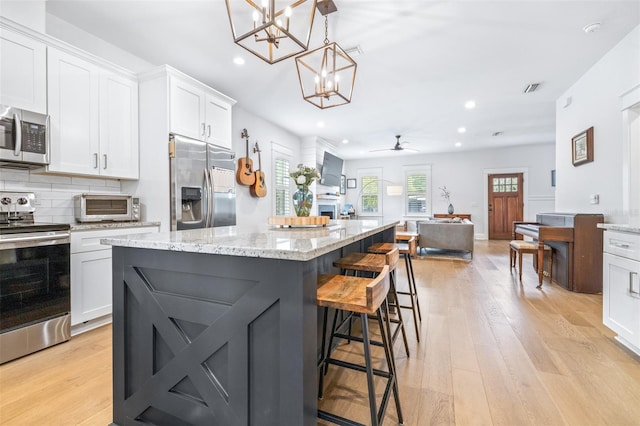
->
169, 134, 236, 230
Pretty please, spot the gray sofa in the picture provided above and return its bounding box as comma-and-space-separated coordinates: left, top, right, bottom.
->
407, 218, 474, 257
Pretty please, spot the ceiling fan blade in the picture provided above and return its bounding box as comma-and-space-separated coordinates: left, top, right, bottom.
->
368, 135, 416, 152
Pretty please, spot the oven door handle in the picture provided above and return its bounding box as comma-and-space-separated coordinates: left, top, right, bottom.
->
1, 232, 70, 247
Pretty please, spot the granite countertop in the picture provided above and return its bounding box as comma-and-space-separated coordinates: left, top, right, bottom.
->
71, 221, 161, 231
102, 219, 398, 261
597, 223, 640, 234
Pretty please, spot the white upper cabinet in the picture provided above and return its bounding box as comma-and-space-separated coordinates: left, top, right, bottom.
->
47, 47, 139, 179
99, 72, 139, 179
169, 73, 234, 150
47, 48, 101, 176
205, 93, 233, 150
170, 76, 206, 140
0, 28, 47, 113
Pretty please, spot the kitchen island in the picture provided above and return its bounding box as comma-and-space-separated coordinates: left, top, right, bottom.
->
103, 219, 397, 426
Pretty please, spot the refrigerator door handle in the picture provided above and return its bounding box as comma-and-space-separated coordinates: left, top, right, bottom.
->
208, 168, 215, 227
203, 169, 210, 228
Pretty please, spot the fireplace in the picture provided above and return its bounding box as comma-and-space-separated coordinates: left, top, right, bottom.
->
318, 204, 336, 219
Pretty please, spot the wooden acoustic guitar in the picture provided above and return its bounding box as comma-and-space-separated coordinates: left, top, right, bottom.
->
236, 128, 255, 186
250, 142, 267, 198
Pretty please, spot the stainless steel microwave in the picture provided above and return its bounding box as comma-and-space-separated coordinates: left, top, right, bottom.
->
74, 194, 140, 223
0, 105, 49, 168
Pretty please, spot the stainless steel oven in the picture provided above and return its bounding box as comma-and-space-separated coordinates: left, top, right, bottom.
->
0, 104, 49, 169
0, 191, 71, 364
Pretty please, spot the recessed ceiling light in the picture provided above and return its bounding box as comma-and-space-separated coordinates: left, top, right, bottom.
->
457, 127, 466, 134
464, 100, 476, 109
233, 57, 245, 65
583, 22, 601, 34
455, 142, 462, 147
342, 139, 349, 144
317, 121, 325, 128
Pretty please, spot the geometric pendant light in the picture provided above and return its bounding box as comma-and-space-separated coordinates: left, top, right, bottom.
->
295, 0, 357, 109
225, 0, 318, 64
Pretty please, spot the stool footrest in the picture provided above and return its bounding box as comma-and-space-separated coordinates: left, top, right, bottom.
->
318, 409, 366, 426
333, 332, 384, 348
327, 358, 393, 379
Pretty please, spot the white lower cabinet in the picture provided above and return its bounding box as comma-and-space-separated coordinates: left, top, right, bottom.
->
71, 226, 159, 332
602, 230, 640, 355
71, 249, 113, 325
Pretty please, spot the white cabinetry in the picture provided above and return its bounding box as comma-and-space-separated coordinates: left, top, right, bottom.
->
47, 47, 139, 179
122, 65, 236, 231
603, 230, 640, 355
0, 26, 47, 113
169, 73, 234, 149
70, 225, 159, 334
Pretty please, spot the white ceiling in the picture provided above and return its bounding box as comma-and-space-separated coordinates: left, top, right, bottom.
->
45, 0, 640, 159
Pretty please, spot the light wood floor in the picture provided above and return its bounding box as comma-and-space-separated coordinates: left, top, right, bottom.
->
2, 240, 640, 425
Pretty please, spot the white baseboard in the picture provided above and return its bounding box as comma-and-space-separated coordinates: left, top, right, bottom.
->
71, 314, 112, 336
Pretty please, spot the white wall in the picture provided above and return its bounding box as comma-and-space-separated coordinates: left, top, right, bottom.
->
233, 107, 302, 227
0, 168, 121, 223
344, 143, 556, 238
555, 25, 640, 223
0, 1, 46, 32
45, 13, 154, 73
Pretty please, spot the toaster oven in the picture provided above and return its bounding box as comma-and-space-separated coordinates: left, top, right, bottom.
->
74, 194, 140, 223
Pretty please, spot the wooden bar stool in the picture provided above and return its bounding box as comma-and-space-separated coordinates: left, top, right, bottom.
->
368, 240, 422, 342
333, 248, 410, 358
317, 265, 404, 426
509, 240, 553, 288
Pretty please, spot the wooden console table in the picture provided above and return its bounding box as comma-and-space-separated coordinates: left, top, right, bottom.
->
396, 231, 419, 256
434, 213, 471, 220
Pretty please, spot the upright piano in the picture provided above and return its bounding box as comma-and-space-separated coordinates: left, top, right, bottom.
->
513, 213, 604, 293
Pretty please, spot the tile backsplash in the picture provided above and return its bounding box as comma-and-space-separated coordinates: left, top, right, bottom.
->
0, 169, 122, 224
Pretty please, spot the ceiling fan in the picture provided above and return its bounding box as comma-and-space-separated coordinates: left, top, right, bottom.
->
370, 135, 418, 153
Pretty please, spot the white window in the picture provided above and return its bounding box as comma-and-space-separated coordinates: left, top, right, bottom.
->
404, 165, 431, 216
357, 167, 382, 215
272, 144, 293, 216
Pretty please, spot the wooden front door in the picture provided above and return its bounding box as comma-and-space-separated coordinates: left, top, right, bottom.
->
488, 173, 523, 239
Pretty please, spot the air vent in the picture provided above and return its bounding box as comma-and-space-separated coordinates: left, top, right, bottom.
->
344, 45, 364, 56
524, 83, 541, 93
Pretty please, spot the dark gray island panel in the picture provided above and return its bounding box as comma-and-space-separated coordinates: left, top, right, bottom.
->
109, 221, 396, 425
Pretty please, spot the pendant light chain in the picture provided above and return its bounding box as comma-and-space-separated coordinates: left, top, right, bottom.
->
324, 15, 330, 45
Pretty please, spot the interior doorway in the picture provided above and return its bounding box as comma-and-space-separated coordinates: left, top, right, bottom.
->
488, 173, 524, 239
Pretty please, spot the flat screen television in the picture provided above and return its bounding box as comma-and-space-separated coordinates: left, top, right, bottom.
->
320, 151, 343, 187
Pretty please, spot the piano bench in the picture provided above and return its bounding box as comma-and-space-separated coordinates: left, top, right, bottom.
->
509, 240, 553, 288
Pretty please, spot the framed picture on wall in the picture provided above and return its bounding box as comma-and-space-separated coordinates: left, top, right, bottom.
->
340, 175, 346, 194
347, 178, 357, 189
572, 127, 594, 166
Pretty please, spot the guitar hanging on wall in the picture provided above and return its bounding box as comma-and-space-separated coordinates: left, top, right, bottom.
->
250, 142, 267, 198
236, 128, 255, 186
